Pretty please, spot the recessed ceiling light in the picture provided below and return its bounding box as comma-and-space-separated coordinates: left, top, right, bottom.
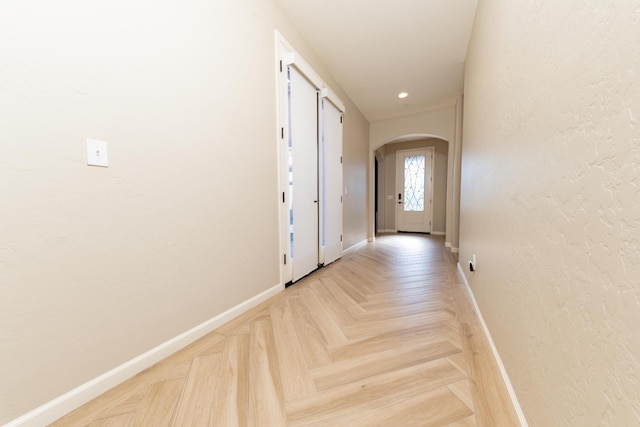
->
398, 92, 409, 99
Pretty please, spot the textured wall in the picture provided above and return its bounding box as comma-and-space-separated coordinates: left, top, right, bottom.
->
460, 0, 640, 425
0, 0, 369, 423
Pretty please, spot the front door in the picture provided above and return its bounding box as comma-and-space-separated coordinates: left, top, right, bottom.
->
396, 148, 433, 233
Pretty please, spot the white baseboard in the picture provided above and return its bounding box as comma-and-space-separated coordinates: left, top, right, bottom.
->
343, 239, 368, 254
451, 247, 459, 253
445, 241, 451, 247
5, 283, 283, 427
455, 264, 528, 427
378, 230, 444, 236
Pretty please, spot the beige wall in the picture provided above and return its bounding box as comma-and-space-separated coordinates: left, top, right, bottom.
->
0, 0, 369, 423
369, 107, 456, 149
461, 0, 640, 425
378, 139, 448, 233
343, 105, 370, 249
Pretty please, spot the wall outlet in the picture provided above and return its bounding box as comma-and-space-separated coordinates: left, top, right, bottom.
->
469, 254, 477, 272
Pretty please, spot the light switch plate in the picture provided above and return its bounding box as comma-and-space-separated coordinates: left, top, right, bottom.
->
86, 138, 108, 167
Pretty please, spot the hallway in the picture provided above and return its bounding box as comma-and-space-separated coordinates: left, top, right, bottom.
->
52, 235, 518, 426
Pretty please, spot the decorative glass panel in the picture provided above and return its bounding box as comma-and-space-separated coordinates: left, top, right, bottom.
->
404, 155, 425, 212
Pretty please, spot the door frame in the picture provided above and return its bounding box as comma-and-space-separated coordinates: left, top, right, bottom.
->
276, 31, 345, 286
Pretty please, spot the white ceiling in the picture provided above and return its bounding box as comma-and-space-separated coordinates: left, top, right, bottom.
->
273, 0, 478, 122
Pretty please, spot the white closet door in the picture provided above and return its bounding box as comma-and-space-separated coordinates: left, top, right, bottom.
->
289, 66, 319, 282
322, 99, 343, 265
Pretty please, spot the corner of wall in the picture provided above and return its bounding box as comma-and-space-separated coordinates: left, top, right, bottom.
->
5, 284, 283, 427
455, 263, 528, 426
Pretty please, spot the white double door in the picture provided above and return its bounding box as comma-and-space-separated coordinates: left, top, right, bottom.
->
396, 148, 434, 233
286, 66, 343, 283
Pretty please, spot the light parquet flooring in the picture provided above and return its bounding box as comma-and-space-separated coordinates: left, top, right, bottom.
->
51, 234, 519, 427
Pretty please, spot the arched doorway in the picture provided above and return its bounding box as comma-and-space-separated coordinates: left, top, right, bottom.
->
375, 136, 449, 235
367, 100, 464, 254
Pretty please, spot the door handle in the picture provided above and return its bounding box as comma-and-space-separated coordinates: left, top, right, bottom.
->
398, 193, 402, 204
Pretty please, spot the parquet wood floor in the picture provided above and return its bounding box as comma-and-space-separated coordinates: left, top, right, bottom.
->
51, 234, 519, 426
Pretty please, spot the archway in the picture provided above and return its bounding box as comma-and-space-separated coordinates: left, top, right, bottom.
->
375, 135, 449, 236
367, 101, 463, 253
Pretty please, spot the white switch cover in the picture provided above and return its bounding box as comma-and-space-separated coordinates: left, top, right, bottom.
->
86, 139, 108, 167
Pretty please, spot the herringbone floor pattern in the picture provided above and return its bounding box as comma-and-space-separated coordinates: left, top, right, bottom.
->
51, 234, 517, 426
